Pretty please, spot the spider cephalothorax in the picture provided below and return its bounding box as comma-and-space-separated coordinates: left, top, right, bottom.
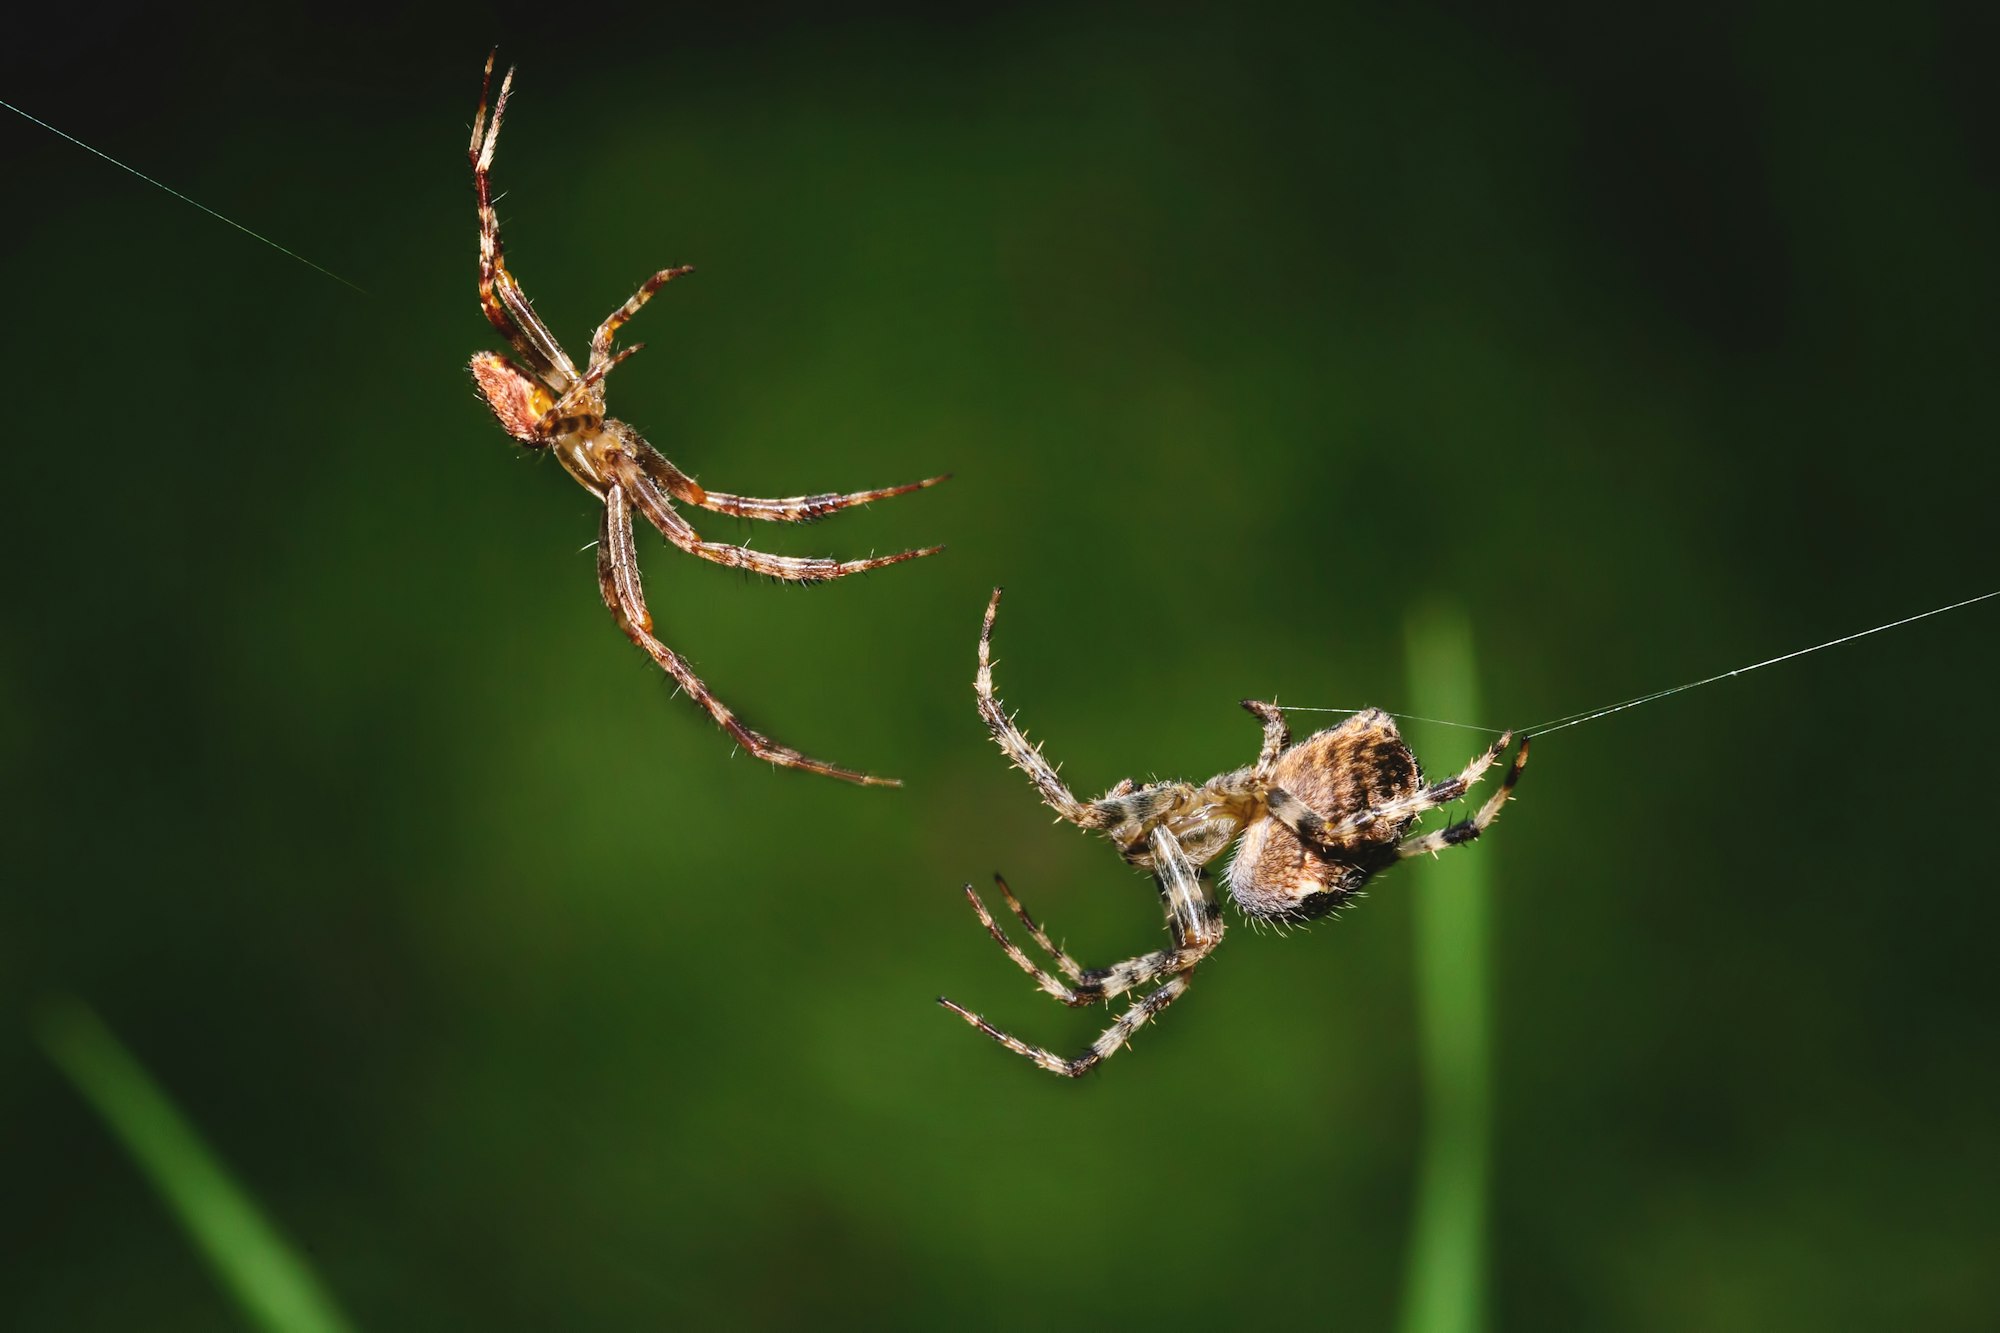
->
939, 588, 1529, 1076
467, 54, 946, 786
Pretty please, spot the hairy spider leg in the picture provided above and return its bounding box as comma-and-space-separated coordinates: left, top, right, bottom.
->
955, 870, 1214, 1008
953, 884, 1099, 1006
941, 827, 1222, 1076
616, 413, 950, 523
469, 55, 579, 394
1265, 729, 1517, 848
992, 873, 1086, 982
595, 484, 894, 787
694, 473, 953, 525
574, 342, 646, 396
1396, 738, 1530, 858
942, 976, 1196, 1078
589, 265, 695, 376
1242, 699, 1293, 776
1144, 701, 1304, 856
975, 588, 1112, 829
607, 453, 942, 582
575, 245, 951, 520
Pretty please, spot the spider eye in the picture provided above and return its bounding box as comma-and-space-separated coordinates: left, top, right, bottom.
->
470, 352, 553, 442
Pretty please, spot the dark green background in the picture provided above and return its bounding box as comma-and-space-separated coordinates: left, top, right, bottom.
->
6, 4, 1998, 1328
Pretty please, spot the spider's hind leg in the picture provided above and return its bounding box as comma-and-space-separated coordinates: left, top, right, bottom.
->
975, 588, 1109, 830
1397, 738, 1530, 858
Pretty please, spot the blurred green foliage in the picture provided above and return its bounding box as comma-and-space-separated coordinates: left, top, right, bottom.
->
1400, 609, 1494, 1333
4, 4, 1998, 1329
38, 1001, 355, 1333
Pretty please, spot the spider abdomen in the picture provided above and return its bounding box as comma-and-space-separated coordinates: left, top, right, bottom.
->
1225, 709, 1422, 923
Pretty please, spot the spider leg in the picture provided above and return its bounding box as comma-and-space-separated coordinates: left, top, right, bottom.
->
939, 976, 1194, 1078
1396, 738, 1529, 858
1089, 779, 1200, 838
1242, 699, 1292, 777
975, 588, 1110, 830
596, 481, 897, 786
616, 459, 942, 582
958, 868, 1212, 1005
587, 266, 694, 378
940, 829, 1221, 1076
1268, 731, 1517, 847
578, 342, 646, 393
1149, 825, 1225, 955
611, 419, 949, 523
993, 873, 1086, 982
1185, 702, 1293, 835
692, 473, 953, 524
616, 427, 710, 507
955, 883, 1199, 1006
469, 53, 579, 393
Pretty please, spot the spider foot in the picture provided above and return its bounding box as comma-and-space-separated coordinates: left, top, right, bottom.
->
958, 882, 1097, 1005
937, 996, 1090, 1077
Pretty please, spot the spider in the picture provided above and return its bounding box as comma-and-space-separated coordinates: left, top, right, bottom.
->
938, 589, 1530, 1076
466, 54, 946, 786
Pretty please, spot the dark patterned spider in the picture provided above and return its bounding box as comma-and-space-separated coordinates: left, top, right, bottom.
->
466, 54, 945, 786
939, 589, 1530, 1076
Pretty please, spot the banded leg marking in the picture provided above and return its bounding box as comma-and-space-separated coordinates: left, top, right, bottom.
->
595, 483, 897, 786
1396, 737, 1530, 857
469, 53, 578, 392
616, 458, 942, 583
975, 588, 1108, 830
939, 975, 1195, 1079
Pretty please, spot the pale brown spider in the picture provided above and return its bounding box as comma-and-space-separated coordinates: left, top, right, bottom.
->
939, 589, 1530, 1076
467, 54, 946, 786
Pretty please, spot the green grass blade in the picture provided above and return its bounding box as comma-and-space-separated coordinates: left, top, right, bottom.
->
36, 999, 357, 1333
1398, 606, 1493, 1333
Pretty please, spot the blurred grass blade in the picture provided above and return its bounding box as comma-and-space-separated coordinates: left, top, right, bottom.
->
1398, 607, 1493, 1333
37, 999, 357, 1333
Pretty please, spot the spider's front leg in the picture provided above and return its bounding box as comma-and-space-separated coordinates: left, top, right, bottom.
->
595, 481, 897, 786
940, 827, 1222, 1077
588, 264, 694, 379
974, 588, 1110, 830
468, 53, 578, 393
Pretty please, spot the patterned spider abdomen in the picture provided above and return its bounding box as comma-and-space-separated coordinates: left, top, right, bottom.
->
1226, 709, 1422, 922
469, 351, 555, 443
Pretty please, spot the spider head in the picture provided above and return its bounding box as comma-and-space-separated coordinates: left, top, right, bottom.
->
1224, 711, 1420, 923
470, 351, 555, 443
